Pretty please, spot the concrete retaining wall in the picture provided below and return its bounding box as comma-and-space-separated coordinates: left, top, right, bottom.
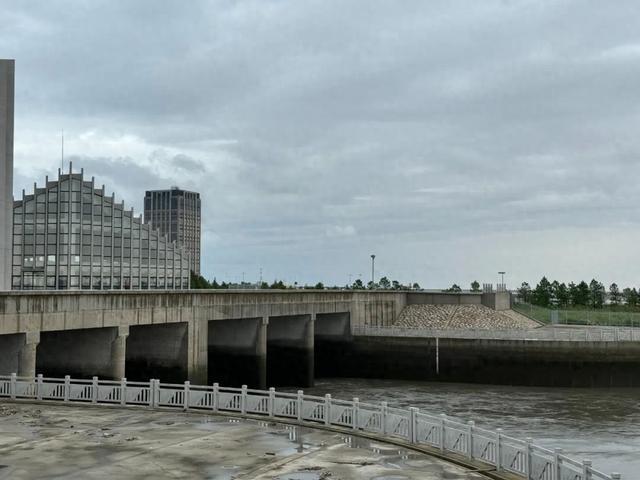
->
322, 335, 640, 387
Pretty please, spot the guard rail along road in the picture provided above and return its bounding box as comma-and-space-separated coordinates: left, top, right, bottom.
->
0, 374, 621, 480
353, 325, 640, 342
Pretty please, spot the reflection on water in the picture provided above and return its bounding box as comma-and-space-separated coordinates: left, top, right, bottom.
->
299, 378, 640, 478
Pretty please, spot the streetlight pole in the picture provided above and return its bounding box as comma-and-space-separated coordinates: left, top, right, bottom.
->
498, 271, 506, 289
370, 254, 376, 285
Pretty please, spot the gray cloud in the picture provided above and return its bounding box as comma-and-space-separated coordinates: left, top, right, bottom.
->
4, 0, 640, 287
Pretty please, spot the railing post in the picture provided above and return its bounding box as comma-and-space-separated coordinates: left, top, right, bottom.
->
119, 377, 126, 406
467, 420, 475, 459
408, 407, 418, 443
525, 437, 533, 479
64, 375, 70, 403
212, 383, 219, 412
296, 390, 304, 422
153, 379, 161, 408
37, 374, 43, 401
324, 394, 332, 426
241, 385, 247, 414
352, 398, 360, 430
381, 401, 388, 434
440, 414, 446, 452
268, 388, 275, 418
496, 428, 503, 471
582, 460, 592, 480
148, 379, 154, 407
183, 381, 190, 411
10, 373, 16, 399
554, 448, 563, 480
92, 376, 98, 404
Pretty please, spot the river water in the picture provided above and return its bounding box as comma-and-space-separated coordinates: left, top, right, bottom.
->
299, 378, 640, 478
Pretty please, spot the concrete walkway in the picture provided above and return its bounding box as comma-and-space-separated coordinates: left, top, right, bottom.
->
0, 403, 486, 480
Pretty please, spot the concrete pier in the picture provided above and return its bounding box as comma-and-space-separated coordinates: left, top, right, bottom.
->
18, 331, 39, 378
208, 317, 267, 388
109, 326, 128, 380
267, 314, 314, 387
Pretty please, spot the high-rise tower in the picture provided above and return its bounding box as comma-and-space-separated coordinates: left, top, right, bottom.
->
144, 187, 201, 275
0, 59, 15, 291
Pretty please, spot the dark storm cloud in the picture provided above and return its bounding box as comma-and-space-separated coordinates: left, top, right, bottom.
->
4, 0, 640, 286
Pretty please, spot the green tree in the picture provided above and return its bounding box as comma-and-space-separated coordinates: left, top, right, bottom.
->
392, 280, 401, 290
589, 279, 605, 308
532, 277, 552, 307
517, 282, 532, 303
570, 281, 590, 306
550, 280, 560, 305
352, 279, 364, 290
412, 282, 420, 290
555, 282, 570, 307
190, 271, 211, 289
379, 277, 391, 289
270, 280, 287, 289
447, 284, 462, 292
623, 287, 639, 307
367, 280, 377, 289
471, 280, 481, 292
609, 283, 622, 306
314, 282, 324, 289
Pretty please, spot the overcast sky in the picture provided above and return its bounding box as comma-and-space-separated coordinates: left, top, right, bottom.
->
3, 0, 640, 288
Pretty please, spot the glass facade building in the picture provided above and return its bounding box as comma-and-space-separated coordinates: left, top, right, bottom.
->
11, 165, 190, 290
144, 187, 201, 275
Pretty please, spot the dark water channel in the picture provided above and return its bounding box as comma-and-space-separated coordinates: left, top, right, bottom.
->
298, 378, 640, 479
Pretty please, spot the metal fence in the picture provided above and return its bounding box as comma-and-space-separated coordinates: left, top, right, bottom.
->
0, 374, 620, 480
513, 303, 640, 327
352, 325, 640, 342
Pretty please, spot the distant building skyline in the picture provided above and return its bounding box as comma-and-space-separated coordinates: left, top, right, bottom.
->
11, 164, 191, 290
144, 187, 201, 276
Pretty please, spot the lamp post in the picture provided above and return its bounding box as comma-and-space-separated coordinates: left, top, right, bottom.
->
370, 255, 376, 285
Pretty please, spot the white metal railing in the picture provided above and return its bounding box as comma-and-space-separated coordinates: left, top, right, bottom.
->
352, 325, 640, 342
0, 373, 621, 480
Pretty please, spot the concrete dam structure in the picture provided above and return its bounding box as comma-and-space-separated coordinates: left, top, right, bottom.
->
2, 289, 640, 388
0, 290, 406, 388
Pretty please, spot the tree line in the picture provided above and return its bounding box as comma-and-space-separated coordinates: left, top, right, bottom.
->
190, 272, 421, 290
517, 277, 639, 309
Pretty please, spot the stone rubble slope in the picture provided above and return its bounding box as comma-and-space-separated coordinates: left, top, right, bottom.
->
396, 304, 539, 330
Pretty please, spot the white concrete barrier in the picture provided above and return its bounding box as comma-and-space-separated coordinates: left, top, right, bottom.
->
0, 373, 620, 480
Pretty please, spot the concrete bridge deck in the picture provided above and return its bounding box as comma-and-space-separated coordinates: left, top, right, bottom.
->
0, 290, 407, 388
